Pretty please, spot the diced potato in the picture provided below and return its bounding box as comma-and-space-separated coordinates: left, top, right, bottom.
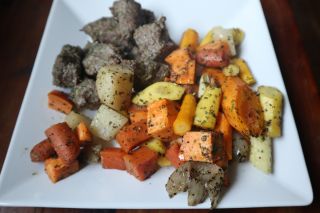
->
249, 136, 272, 174
144, 138, 166, 155
132, 82, 185, 106
96, 65, 133, 113
65, 111, 91, 129
258, 86, 283, 138
198, 74, 216, 98
157, 156, 172, 167
194, 87, 222, 129
223, 64, 240, 77
90, 105, 128, 141
231, 58, 256, 85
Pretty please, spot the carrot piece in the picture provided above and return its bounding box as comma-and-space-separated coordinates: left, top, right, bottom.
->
180, 132, 213, 162
75, 122, 92, 145
123, 146, 159, 181
215, 113, 233, 160
165, 48, 196, 84
45, 122, 80, 164
179, 28, 199, 52
173, 94, 196, 136
165, 143, 184, 168
30, 139, 56, 162
116, 120, 151, 153
48, 90, 73, 114
212, 132, 228, 169
100, 147, 126, 170
44, 158, 79, 183
203, 68, 226, 87
147, 99, 179, 142
128, 105, 148, 123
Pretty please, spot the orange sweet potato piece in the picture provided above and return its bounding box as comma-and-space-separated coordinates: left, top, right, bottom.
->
116, 120, 151, 153
203, 68, 226, 87
196, 41, 231, 68
123, 146, 159, 181
165, 143, 184, 168
147, 99, 179, 142
212, 132, 228, 169
100, 147, 126, 170
30, 139, 56, 162
180, 132, 213, 163
44, 158, 79, 183
165, 48, 196, 84
128, 105, 148, 123
75, 122, 92, 145
45, 122, 80, 164
215, 113, 233, 160
48, 90, 73, 114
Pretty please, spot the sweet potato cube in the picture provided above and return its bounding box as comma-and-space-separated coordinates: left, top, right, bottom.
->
128, 105, 148, 123
180, 132, 213, 162
116, 120, 151, 153
48, 90, 73, 114
165, 143, 184, 168
44, 158, 79, 183
100, 148, 126, 170
76, 122, 92, 145
123, 146, 159, 181
147, 99, 179, 142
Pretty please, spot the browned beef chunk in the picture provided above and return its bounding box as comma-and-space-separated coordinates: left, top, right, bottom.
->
82, 0, 155, 55
70, 78, 100, 110
82, 42, 121, 76
52, 45, 84, 88
133, 17, 176, 62
133, 60, 170, 91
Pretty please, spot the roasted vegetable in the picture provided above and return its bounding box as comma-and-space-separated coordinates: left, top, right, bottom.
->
45, 122, 80, 164
48, 90, 73, 114
165, 143, 184, 168
223, 64, 240, 76
198, 73, 216, 98
132, 82, 185, 106
116, 120, 151, 153
221, 76, 264, 136
96, 65, 133, 113
173, 94, 196, 136
194, 86, 221, 129
123, 146, 159, 181
100, 147, 126, 170
196, 41, 231, 68
128, 105, 148, 123
231, 58, 256, 85
180, 132, 213, 163
233, 134, 250, 162
157, 156, 171, 167
44, 158, 79, 183
166, 161, 224, 209
165, 48, 196, 84
75, 122, 92, 145
30, 139, 56, 162
249, 136, 272, 173
258, 86, 283, 138
90, 105, 128, 141
215, 113, 233, 160
147, 99, 179, 141
144, 138, 166, 155
65, 111, 91, 130
179, 28, 199, 52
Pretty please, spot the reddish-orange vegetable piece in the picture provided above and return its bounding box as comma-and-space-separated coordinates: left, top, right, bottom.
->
30, 139, 56, 162
100, 147, 126, 170
75, 122, 92, 145
44, 158, 79, 183
48, 90, 73, 114
128, 105, 148, 123
215, 113, 233, 160
165, 143, 184, 168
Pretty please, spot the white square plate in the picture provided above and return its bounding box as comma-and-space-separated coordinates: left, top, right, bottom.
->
0, 0, 313, 209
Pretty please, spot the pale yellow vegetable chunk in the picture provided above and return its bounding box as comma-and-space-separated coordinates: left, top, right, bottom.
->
223, 64, 240, 77
231, 28, 245, 45
173, 94, 196, 136
132, 82, 185, 106
179, 28, 199, 52
258, 86, 283, 138
144, 138, 166, 155
250, 136, 272, 174
65, 111, 91, 130
157, 156, 172, 167
231, 58, 256, 85
194, 87, 222, 129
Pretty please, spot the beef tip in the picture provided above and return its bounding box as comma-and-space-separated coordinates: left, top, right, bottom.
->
70, 78, 100, 110
134, 60, 170, 91
133, 17, 176, 61
82, 42, 121, 76
52, 45, 84, 88
165, 161, 224, 209
141, 9, 156, 24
